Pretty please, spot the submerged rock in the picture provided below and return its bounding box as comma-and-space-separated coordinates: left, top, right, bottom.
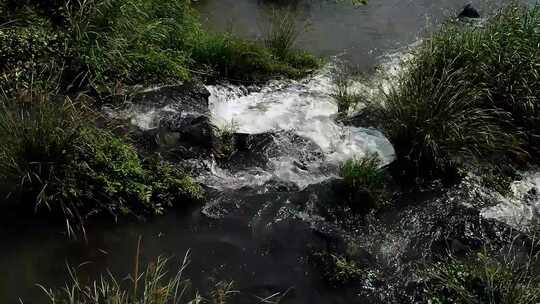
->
458, 4, 481, 19
199, 173, 534, 303
224, 131, 325, 172
160, 112, 215, 149
130, 83, 210, 113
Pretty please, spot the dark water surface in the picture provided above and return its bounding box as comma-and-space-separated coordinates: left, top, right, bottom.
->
0, 0, 510, 303
195, 0, 505, 68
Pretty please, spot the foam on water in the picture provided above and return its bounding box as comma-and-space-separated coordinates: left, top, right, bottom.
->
105, 59, 400, 190
205, 64, 395, 189
481, 171, 540, 229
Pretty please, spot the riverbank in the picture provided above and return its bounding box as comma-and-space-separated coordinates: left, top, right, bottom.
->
1, 1, 539, 303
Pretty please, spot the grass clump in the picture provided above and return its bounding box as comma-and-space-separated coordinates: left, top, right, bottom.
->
214, 120, 238, 159
340, 154, 387, 211
313, 250, 380, 288
383, 63, 515, 183
380, 4, 539, 183
331, 64, 362, 119
263, 9, 303, 60
426, 250, 540, 304
189, 30, 319, 83
0, 95, 203, 234
40, 253, 237, 304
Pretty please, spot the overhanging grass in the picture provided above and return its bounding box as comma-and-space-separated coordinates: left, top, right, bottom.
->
0, 94, 203, 235
380, 4, 539, 183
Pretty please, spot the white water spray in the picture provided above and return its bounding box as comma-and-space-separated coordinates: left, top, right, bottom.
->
205, 65, 395, 189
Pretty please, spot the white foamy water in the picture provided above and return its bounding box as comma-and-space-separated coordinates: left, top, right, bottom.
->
482, 171, 540, 229
203, 65, 395, 189
105, 60, 398, 190
208, 67, 395, 162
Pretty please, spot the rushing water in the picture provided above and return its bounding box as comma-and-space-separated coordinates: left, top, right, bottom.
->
0, 1, 532, 303
201, 65, 395, 190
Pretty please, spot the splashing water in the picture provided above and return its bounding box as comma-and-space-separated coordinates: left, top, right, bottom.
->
482, 171, 540, 229
205, 65, 395, 189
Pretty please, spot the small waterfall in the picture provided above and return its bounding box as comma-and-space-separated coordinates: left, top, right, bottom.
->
205, 64, 396, 190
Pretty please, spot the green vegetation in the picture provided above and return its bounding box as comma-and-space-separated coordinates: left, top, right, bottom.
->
313, 250, 380, 287
379, 4, 539, 183
264, 9, 303, 60
40, 253, 236, 304
0, 0, 320, 231
0, 0, 319, 99
215, 120, 238, 159
426, 250, 540, 304
0, 94, 203, 234
331, 64, 362, 119
340, 154, 387, 211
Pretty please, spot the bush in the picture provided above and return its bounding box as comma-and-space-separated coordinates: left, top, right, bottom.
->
380, 4, 538, 183
0, 0, 72, 26
0, 96, 203, 233
426, 251, 540, 304
340, 154, 387, 210
0, 26, 68, 95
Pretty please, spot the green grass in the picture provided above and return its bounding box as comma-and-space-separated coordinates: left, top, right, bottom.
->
189, 30, 319, 83
40, 252, 237, 304
426, 250, 540, 304
263, 8, 303, 60
0, 94, 203, 235
379, 4, 539, 183
214, 120, 238, 159
0, 0, 319, 98
340, 154, 387, 210
331, 64, 362, 119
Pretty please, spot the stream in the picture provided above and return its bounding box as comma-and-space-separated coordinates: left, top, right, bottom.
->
1, 0, 536, 303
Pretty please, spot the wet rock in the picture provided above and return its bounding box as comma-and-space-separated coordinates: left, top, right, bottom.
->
121, 82, 218, 155
160, 112, 215, 149
130, 83, 210, 113
223, 131, 325, 172
458, 4, 481, 19
344, 105, 384, 129
263, 179, 301, 192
